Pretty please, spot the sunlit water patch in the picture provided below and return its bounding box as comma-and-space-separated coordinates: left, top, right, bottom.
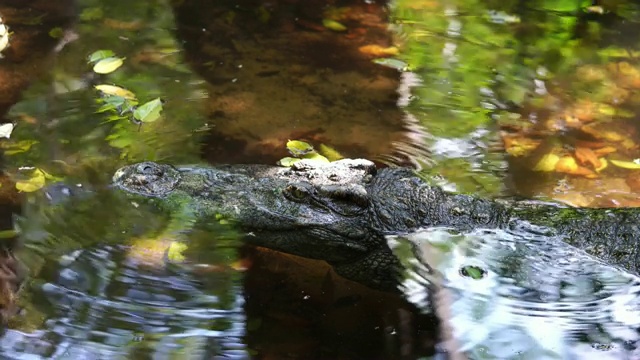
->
0, 245, 246, 359
391, 227, 640, 359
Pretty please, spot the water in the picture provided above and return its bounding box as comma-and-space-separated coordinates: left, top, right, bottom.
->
0, 246, 247, 358
0, 0, 639, 358
394, 227, 640, 359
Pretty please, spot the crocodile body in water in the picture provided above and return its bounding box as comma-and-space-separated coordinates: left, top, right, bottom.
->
112, 158, 640, 291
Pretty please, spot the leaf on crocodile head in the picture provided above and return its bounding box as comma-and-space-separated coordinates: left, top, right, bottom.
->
277, 157, 301, 167
302, 152, 330, 164
286, 140, 315, 157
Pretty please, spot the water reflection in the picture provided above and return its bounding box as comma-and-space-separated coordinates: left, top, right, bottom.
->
394, 227, 640, 359
1, 245, 247, 358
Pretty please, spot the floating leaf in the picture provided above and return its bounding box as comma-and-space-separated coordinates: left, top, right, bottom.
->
93, 57, 124, 74
609, 159, 640, 170
0, 229, 16, 239
302, 152, 330, 164
49, 27, 64, 39
277, 157, 301, 167
555, 156, 579, 173
0, 123, 14, 138
0, 23, 9, 53
16, 168, 46, 192
372, 58, 409, 71
3, 140, 38, 155
88, 50, 115, 63
318, 143, 344, 161
166, 242, 187, 263
286, 140, 315, 157
322, 19, 347, 31
595, 158, 608, 172
533, 153, 559, 172
80, 7, 104, 21
574, 147, 601, 169
95, 84, 136, 99
460, 265, 486, 280
133, 98, 163, 123
359, 45, 399, 57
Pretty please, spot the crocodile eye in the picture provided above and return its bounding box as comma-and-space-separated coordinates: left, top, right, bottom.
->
285, 185, 308, 200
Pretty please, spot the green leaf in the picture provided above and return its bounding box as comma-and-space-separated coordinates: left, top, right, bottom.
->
302, 152, 330, 164
80, 7, 104, 21
286, 140, 314, 157
15, 169, 46, 192
133, 98, 163, 123
0, 229, 16, 239
49, 27, 64, 39
277, 157, 301, 167
93, 57, 124, 74
318, 143, 344, 162
88, 50, 115, 63
372, 58, 409, 71
322, 19, 347, 31
166, 242, 187, 263
3, 140, 38, 155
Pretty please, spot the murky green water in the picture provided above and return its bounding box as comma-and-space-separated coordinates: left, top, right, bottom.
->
0, 0, 639, 359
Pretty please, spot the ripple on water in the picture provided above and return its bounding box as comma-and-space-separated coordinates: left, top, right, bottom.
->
0, 246, 247, 359
392, 227, 640, 359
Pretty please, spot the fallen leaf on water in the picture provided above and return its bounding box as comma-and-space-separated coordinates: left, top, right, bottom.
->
15, 169, 46, 192
87, 49, 115, 63
359, 45, 399, 57
133, 98, 163, 123
533, 153, 559, 172
372, 58, 409, 71
555, 156, 579, 173
0, 123, 14, 139
595, 158, 608, 172
322, 19, 347, 32
103, 18, 144, 31
574, 147, 601, 169
593, 146, 617, 156
166, 242, 187, 263
609, 159, 640, 169
95, 84, 136, 99
93, 57, 124, 74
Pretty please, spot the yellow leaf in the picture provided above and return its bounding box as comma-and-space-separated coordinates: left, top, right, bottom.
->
166, 242, 187, 263
302, 152, 330, 164
92, 57, 124, 74
95, 84, 136, 99
286, 140, 314, 157
277, 157, 301, 167
595, 158, 608, 172
318, 143, 344, 161
609, 159, 640, 169
533, 153, 559, 172
15, 169, 46, 192
555, 156, 579, 173
322, 19, 347, 31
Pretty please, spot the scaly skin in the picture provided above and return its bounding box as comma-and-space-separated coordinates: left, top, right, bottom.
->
113, 159, 640, 290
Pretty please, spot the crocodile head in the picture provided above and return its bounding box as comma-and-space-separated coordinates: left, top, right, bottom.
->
113, 159, 384, 264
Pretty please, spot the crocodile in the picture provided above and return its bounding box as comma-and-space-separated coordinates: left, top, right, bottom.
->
112, 158, 640, 291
